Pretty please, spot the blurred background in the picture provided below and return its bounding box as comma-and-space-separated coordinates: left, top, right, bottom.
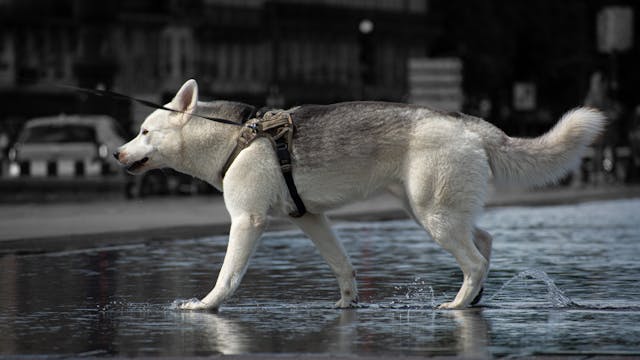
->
0, 0, 639, 201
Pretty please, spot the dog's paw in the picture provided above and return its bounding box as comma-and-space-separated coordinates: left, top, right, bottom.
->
470, 287, 484, 305
437, 301, 466, 310
172, 298, 216, 311
335, 296, 359, 309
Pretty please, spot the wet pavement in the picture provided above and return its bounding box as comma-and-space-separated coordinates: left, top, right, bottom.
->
1, 198, 639, 358
2, 185, 640, 254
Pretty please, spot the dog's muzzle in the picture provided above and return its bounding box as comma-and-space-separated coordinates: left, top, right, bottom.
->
126, 157, 149, 172
113, 151, 149, 173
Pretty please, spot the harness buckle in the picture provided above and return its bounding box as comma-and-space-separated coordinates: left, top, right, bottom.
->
276, 142, 288, 151
247, 123, 259, 132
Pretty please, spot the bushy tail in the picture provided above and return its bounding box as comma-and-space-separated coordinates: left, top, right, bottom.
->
484, 107, 606, 187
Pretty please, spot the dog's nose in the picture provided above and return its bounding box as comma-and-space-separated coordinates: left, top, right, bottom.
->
113, 151, 120, 161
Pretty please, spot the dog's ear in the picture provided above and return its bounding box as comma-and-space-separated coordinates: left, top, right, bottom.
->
172, 79, 198, 119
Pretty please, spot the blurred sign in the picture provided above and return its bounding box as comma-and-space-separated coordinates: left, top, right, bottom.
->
513, 82, 536, 111
408, 57, 463, 111
597, 6, 634, 53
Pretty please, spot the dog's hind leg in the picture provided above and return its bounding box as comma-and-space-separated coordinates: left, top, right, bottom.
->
470, 227, 492, 305
290, 213, 359, 308
394, 181, 491, 308
422, 211, 488, 309
404, 152, 490, 308
473, 227, 492, 268
179, 212, 267, 311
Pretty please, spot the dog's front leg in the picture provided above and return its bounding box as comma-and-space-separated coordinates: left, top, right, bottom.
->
290, 213, 359, 308
180, 213, 266, 311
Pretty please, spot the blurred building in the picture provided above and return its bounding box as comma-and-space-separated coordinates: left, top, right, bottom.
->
0, 0, 429, 133
428, 1, 639, 137
0, 0, 639, 140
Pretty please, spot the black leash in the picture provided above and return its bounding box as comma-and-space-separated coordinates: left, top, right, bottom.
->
57, 84, 243, 127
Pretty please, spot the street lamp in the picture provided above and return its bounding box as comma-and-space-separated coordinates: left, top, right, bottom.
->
358, 19, 375, 89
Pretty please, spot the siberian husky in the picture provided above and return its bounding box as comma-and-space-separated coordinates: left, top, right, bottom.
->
115, 79, 605, 310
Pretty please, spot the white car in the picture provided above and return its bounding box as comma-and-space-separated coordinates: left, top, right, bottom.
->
8, 115, 126, 178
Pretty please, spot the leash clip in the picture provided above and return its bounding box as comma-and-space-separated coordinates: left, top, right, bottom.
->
247, 123, 260, 132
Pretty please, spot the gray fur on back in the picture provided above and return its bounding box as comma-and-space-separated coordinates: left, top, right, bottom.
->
288, 101, 499, 168
197, 100, 256, 123
290, 102, 426, 168
195, 99, 504, 175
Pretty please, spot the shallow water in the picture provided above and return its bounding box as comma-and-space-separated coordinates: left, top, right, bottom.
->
1, 199, 640, 357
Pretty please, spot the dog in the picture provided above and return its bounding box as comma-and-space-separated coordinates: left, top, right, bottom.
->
114, 79, 605, 310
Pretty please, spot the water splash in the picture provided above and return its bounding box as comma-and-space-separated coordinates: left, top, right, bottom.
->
96, 299, 165, 313
170, 298, 207, 310
488, 269, 576, 308
388, 277, 437, 309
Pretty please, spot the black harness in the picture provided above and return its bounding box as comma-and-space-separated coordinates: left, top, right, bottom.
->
220, 110, 307, 218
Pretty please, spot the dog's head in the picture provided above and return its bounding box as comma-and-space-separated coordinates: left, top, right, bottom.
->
114, 79, 199, 174
114, 79, 255, 174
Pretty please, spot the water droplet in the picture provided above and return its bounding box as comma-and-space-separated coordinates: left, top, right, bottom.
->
488, 269, 575, 308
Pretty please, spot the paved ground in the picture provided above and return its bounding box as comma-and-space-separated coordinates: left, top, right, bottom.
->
2, 186, 640, 360
80, 355, 638, 360
1, 184, 639, 254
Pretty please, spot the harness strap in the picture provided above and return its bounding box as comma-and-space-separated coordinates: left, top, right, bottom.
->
220, 122, 260, 177
220, 111, 307, 218
274, 140, 307, 217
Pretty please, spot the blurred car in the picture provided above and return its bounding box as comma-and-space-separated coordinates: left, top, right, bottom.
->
6, 114, 218, 198
7, 114, 126, 178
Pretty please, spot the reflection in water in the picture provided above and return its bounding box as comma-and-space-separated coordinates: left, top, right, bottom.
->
172, 309, 361, 355
170, 306, 491, 357
1, 199, 640, 357
450, 309, 490, 358
173, 312, 251, 355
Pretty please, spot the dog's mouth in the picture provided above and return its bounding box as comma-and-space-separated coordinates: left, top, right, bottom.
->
127, 157, 149, 172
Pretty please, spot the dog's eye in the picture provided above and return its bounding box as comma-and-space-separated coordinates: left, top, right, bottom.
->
142, 129, 149, 135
